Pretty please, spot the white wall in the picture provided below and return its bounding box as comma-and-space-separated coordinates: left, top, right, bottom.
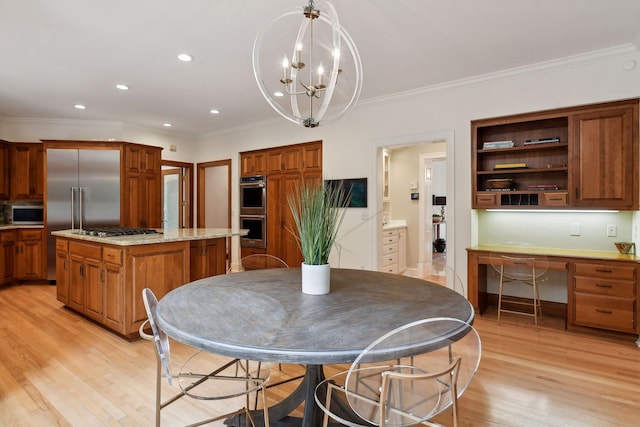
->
193, 46, 640, 281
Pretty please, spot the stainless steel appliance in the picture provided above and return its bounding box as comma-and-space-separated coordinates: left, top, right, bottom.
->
239, 175, 266, 215
11, 204, 44, 224
45, 149, 121, 280
239, 215, 266, 248
77, 227, 161, 238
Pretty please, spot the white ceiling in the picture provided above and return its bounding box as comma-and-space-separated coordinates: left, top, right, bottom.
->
1, 0, 639, 137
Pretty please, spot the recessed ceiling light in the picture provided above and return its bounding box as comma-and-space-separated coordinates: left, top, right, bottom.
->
210, 109, 220, 115
274, 91, 284, 97
74, 104, 86, 109
116, 84, 129, 90
177, 53, 194, 62
163, 123, 173, 127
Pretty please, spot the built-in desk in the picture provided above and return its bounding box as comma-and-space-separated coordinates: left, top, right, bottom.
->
467, 245, 640, 346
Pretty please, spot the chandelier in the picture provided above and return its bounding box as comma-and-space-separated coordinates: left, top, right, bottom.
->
252, 0, 363, 128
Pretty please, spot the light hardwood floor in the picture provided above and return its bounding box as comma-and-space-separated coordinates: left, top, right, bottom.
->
1, 282, 639, 426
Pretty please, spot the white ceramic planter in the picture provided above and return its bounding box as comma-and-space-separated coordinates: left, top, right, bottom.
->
301, 262, 331, 295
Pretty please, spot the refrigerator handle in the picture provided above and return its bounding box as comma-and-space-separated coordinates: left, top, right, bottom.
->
71, 187, 76, 231
79, 187, 84, 231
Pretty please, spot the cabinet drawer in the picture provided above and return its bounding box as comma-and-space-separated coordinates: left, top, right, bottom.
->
381, 229, 398, 238
574, 293, 635, 332
382, 243, 398, 255
574, 276, 635, 298
103, 247, 123, 265
381, 252, 398, 267
476, 193, 497, 207
69, 241, 102, 260
380, 264, 398, 274
544, 192, 568, 207
17, 229, 43, 241
0, 231, 14, 242
56, 239, 68, 251
574, 263, 636, 280
382, 235, 398, 245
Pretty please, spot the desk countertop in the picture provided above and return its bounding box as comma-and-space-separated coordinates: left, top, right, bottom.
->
468, 244, 639, 262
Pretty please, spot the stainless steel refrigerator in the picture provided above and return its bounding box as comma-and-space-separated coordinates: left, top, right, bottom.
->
45, 149, 121, 280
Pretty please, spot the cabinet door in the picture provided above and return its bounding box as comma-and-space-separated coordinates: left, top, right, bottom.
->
68, 254, 85, 312
11, 143, 44, 199
281, 147, 301, 173
103, 262, 123, 331
0, 141, 9, 199
302, 142, 322, 171
571, 105, 638, 209
123, 173, 161, 228
189, 240, 206, 281
56, 250, 70, 304
83, 257, 103, 321
241, 152, 266, 176
0, 233, 14, 284
124, 145, 159, 174
204, 238, 226, 277
15, 240, 44, 279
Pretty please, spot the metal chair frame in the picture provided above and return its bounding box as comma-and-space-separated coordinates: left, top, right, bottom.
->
140, 288, 270, 427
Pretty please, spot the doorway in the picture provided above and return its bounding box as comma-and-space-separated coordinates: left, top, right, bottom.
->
161, 160, 193, 229
196, 159, 231, 228
376, 130, 454, 276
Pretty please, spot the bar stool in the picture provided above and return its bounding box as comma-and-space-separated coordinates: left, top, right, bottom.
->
491, 253, 548, 329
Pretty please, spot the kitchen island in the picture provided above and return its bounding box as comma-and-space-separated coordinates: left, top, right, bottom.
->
53, 228, 245, 339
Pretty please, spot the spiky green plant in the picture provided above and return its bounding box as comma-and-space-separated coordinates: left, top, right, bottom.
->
287, 180, 351, 265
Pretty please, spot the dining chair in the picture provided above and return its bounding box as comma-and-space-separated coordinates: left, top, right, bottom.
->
315, 317, 481, 427
228, 254, 289, 273
403, 259, 467, 297
490, 252, 549, 329
140, 288, 271, 427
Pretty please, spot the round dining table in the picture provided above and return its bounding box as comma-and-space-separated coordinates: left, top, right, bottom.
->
155, 267, 474, 427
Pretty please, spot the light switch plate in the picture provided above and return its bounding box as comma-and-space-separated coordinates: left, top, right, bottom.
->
570, 223, 581, 236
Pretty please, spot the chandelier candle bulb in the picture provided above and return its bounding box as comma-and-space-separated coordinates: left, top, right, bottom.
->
317, 64, 324, 87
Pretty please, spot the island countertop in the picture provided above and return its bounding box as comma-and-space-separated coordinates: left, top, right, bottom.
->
52, 228, 247, 246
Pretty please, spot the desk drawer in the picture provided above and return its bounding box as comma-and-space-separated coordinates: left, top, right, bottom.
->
574, 293, 635, 333
574, 276, 635, 298
573, 263, 636, 280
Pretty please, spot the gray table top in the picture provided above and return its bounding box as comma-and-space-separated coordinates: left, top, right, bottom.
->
155, 268, 474, 365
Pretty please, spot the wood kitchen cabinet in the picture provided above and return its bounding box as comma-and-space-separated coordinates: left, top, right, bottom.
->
10, 142, 44, 200
267, 172, 321, 268
0, 231, 15, 285
123, 173, 161, 228
15, 229, 45, 280
569, 261, 637, 333
57, 237, 190, 338
0, 140, 9, 199
68, 241, 103, 319
241, 151, 266, 176
571, 103, 638, 209
55, 239, 69, 303
124, 144, 161, 174
189, 238, 226, 280
472, 98, 639, 210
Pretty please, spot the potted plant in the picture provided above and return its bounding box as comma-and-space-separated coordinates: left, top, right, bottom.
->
432, 213, 442, 223
287, 179, 350, 294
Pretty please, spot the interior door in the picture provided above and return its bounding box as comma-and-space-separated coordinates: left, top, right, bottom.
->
161, 160, 193, 228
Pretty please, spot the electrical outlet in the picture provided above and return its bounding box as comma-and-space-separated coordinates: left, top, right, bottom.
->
607, 225, 617, 237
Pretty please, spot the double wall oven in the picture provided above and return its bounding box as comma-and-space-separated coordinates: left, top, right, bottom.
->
239, 175, 266, 248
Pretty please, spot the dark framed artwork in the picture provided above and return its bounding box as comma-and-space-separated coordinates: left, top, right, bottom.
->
324, 178, 368, 208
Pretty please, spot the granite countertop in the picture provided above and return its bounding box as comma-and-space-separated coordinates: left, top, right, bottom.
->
0, 224, 44, 230
52, 228, 247, 246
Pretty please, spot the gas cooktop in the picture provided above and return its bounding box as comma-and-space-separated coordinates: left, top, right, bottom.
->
77, 227, 162, 238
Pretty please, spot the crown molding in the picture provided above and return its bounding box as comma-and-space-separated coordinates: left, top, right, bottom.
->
358, 44, 639, 108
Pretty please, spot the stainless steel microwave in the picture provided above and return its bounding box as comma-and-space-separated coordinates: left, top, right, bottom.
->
11, 205, 44, 225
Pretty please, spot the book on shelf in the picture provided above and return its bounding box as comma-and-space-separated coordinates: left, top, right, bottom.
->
494, 162, 527, 169
486, 188, 517, 192
524, 137, 561, 145
527, 184, 559, 190
483, 140, 514, 149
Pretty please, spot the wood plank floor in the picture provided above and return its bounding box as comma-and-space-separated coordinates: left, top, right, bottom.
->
1, 282, 639, 426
